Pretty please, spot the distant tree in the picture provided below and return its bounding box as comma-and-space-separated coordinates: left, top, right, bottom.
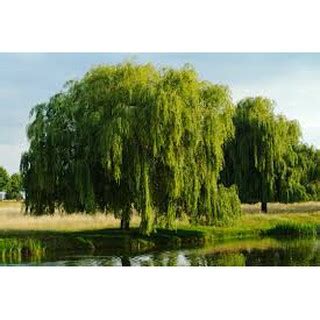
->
222, 97, 302, 213
5, 173, 23, 200
0, 166, 9, 192
287, 144, 320, 201
272, 119, 308, 203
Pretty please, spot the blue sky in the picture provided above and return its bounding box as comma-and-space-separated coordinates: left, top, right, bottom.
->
1, 53, 320, 173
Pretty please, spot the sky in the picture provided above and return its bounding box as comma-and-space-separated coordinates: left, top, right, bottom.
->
1, 53, 320, 174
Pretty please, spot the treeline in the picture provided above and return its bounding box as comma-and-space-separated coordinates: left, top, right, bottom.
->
20, 62, 320, 234
0, 167, 23, 200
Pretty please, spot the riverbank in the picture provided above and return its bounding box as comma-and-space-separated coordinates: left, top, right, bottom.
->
181, 212, 320, 241
1, 212, 320, 259
1, 201, 320, 260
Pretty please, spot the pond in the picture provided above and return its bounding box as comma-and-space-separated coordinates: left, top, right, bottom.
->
1, 236, 320, 266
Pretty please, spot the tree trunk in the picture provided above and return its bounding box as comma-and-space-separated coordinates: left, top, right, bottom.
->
261, 202, 268, 213
120, 217, 130, 230
120, 206, 131, 230
120, 256, 131, 266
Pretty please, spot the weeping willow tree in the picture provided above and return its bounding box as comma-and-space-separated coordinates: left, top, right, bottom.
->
21, 62, 241, 235
283, 144, 320, 201
222, 97, 303, 213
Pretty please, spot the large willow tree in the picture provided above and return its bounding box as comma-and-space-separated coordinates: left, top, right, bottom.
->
222, 97, 302, 213
21, 62, 241, 235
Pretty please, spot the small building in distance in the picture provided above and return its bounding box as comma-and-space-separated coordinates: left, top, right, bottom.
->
0, 191, 25, 201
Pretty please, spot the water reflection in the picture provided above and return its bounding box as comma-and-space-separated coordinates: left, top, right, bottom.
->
2, 236, 320, 266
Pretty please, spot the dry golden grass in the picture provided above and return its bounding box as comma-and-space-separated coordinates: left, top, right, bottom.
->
241, 201, 320, 214
0, 201, 140, 232
1, 200, 320, 233
0, 200, 21, 209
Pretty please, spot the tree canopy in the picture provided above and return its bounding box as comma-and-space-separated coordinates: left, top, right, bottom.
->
21, 62, 241, 234
222, 97, 303, 212
0, 166, 9, 192
5, 173, 23, 200
283, 144, 320, 201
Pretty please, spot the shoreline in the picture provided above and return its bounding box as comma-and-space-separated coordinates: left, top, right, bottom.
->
1, 201, 320, 259
1, 212, 320, 257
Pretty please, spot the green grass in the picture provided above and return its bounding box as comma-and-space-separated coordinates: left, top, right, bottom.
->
0, 238, 45, 264
172, 212, 320, 241
265, 222, 318, 237
1, 202, 320, 257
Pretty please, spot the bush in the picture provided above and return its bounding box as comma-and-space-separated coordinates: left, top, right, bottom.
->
267, 222, 317, 237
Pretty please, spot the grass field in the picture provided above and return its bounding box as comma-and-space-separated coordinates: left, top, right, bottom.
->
0, 201, 140, 232
241, 201, 320, 214
1, 200, 320, 239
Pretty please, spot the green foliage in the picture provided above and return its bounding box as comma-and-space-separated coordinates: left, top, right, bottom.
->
266, 222, 317, 237
292, 145, 320, 201
212, 253, 246, 266
215, 185, 241, 225
5, 173, 23, 200
21, 62, 241, 235
222, 97, 304, 208
0, 238, 45, 264
0, 166, 9, 191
